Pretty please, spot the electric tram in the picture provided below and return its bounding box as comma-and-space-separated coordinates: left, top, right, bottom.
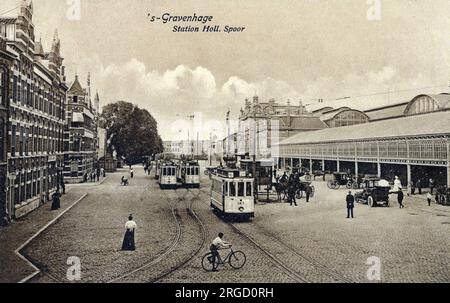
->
210, 167, 255, 220
158, 161, 178, 189
177, 160, 201, 188
154, 152, 177, 180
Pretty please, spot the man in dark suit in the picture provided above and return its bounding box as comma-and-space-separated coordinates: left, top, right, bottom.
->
346, 191, 355, 219
305, 185, 312, 203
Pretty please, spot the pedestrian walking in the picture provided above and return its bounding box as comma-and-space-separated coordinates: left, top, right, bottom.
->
393, 176, 402, 192
61, 181, 66, 195
305, 185, 312, 203
130, 167, 134, 179
51, 190, 61, 210
429, 178, 435, 194
410, 180, 415, 195
121, 214, 137, 251
427, 192, 433, 206
398, 189, 405, 208
144, 164, 148, 175
346, 191, 355, 218
417, 179, 422, 195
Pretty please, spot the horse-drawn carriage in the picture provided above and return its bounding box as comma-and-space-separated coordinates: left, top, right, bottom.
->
327, 172, 358, 190
273, 176, 315, 201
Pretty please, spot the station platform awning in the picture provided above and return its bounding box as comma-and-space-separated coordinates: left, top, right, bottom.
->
279, 111, 450, 146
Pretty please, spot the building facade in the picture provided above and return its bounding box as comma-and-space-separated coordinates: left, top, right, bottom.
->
237, 96, 328, 162
0, 1, 67, 219
277, 94, 450, 187
63, 74, 97, 182
0, 34, 15, 224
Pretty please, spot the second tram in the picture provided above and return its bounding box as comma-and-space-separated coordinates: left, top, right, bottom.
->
177, 160, 201, 188
159, 161, 178, 189
210, 168, 255, 220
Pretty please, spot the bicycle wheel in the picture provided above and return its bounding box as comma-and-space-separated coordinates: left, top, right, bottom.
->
201, 253, 215, 272
229, 251, 246, 269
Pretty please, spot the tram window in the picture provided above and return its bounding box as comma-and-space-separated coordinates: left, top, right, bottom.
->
224, 182, 228, 195
229, 182, 236, 197
238, 182, 245, 197
195, 167, 199, 175
246, 182, 252, 196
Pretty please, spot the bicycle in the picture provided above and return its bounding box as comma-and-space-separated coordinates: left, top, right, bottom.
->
201, 246, 246, 272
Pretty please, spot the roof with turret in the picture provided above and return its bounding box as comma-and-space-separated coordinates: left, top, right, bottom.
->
68, 75, 85, 95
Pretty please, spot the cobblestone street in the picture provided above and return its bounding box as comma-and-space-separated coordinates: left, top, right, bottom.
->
1, 166, 450, 283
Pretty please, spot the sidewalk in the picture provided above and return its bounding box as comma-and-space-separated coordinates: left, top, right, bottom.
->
0, 189, 88, 283
65, 176, 108, 187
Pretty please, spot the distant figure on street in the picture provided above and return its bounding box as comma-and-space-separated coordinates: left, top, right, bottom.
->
60, 180, 66, 195
398, 189, 404, 209
409, 180, 415, 196
144, 165, 148, 175
429, 178, 435, 194
97, 168, 100, 182
51, 190, 61, 210
416, 179, 422, 195
305, 185, 312, 203
288, 174, 297, 206
130, 167, 134, 179
101, 167, 106, 178
427, 192, 433, 206
121, 176, 129, 186
346, 191, 355, 218
122, 214, 137, 251
393, 176, 402, 192
209, 232, 231, 272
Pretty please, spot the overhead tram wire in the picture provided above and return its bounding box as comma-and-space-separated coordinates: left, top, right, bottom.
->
0, 5, 20, 16
305, 84, 450, 106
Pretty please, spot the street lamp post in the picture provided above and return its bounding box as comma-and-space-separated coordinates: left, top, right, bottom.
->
209, 129, 216, 166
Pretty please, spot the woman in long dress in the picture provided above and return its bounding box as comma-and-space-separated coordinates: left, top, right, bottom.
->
122, 215, 137, 251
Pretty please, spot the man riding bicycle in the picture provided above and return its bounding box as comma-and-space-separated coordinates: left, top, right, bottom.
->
209, 232, 231, 272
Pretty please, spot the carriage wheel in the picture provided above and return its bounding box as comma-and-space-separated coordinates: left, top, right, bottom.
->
352, 182, 359, 190
368, 196, 375, 207
305, 175, 312, 182
327, 180, 334, 189
346, 182, 352, 189
296, 189, 303, 199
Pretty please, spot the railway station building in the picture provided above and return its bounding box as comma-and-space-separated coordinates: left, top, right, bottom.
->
276, 93, 450, 188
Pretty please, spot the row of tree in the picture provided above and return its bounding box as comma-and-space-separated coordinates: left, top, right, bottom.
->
100, 101, 163, 165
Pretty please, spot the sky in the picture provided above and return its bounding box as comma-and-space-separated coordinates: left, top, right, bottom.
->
1, 0, 450, 140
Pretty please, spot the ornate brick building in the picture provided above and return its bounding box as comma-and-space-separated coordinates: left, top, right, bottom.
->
0, 0, 67, 220
63, 74, 97, 182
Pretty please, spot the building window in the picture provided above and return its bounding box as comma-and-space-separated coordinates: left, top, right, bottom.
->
11, 124, 16, 156
0, 118, 4, 161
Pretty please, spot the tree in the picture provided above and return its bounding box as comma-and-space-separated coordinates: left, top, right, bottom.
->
101, 101, 163, 164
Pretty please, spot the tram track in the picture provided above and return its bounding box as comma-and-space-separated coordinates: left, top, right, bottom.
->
108, 187, 184, 283
193, 184, 353, 283
148, 188, 209, 283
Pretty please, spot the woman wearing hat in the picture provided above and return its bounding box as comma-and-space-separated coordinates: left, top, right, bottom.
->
122, 214, 137, 251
